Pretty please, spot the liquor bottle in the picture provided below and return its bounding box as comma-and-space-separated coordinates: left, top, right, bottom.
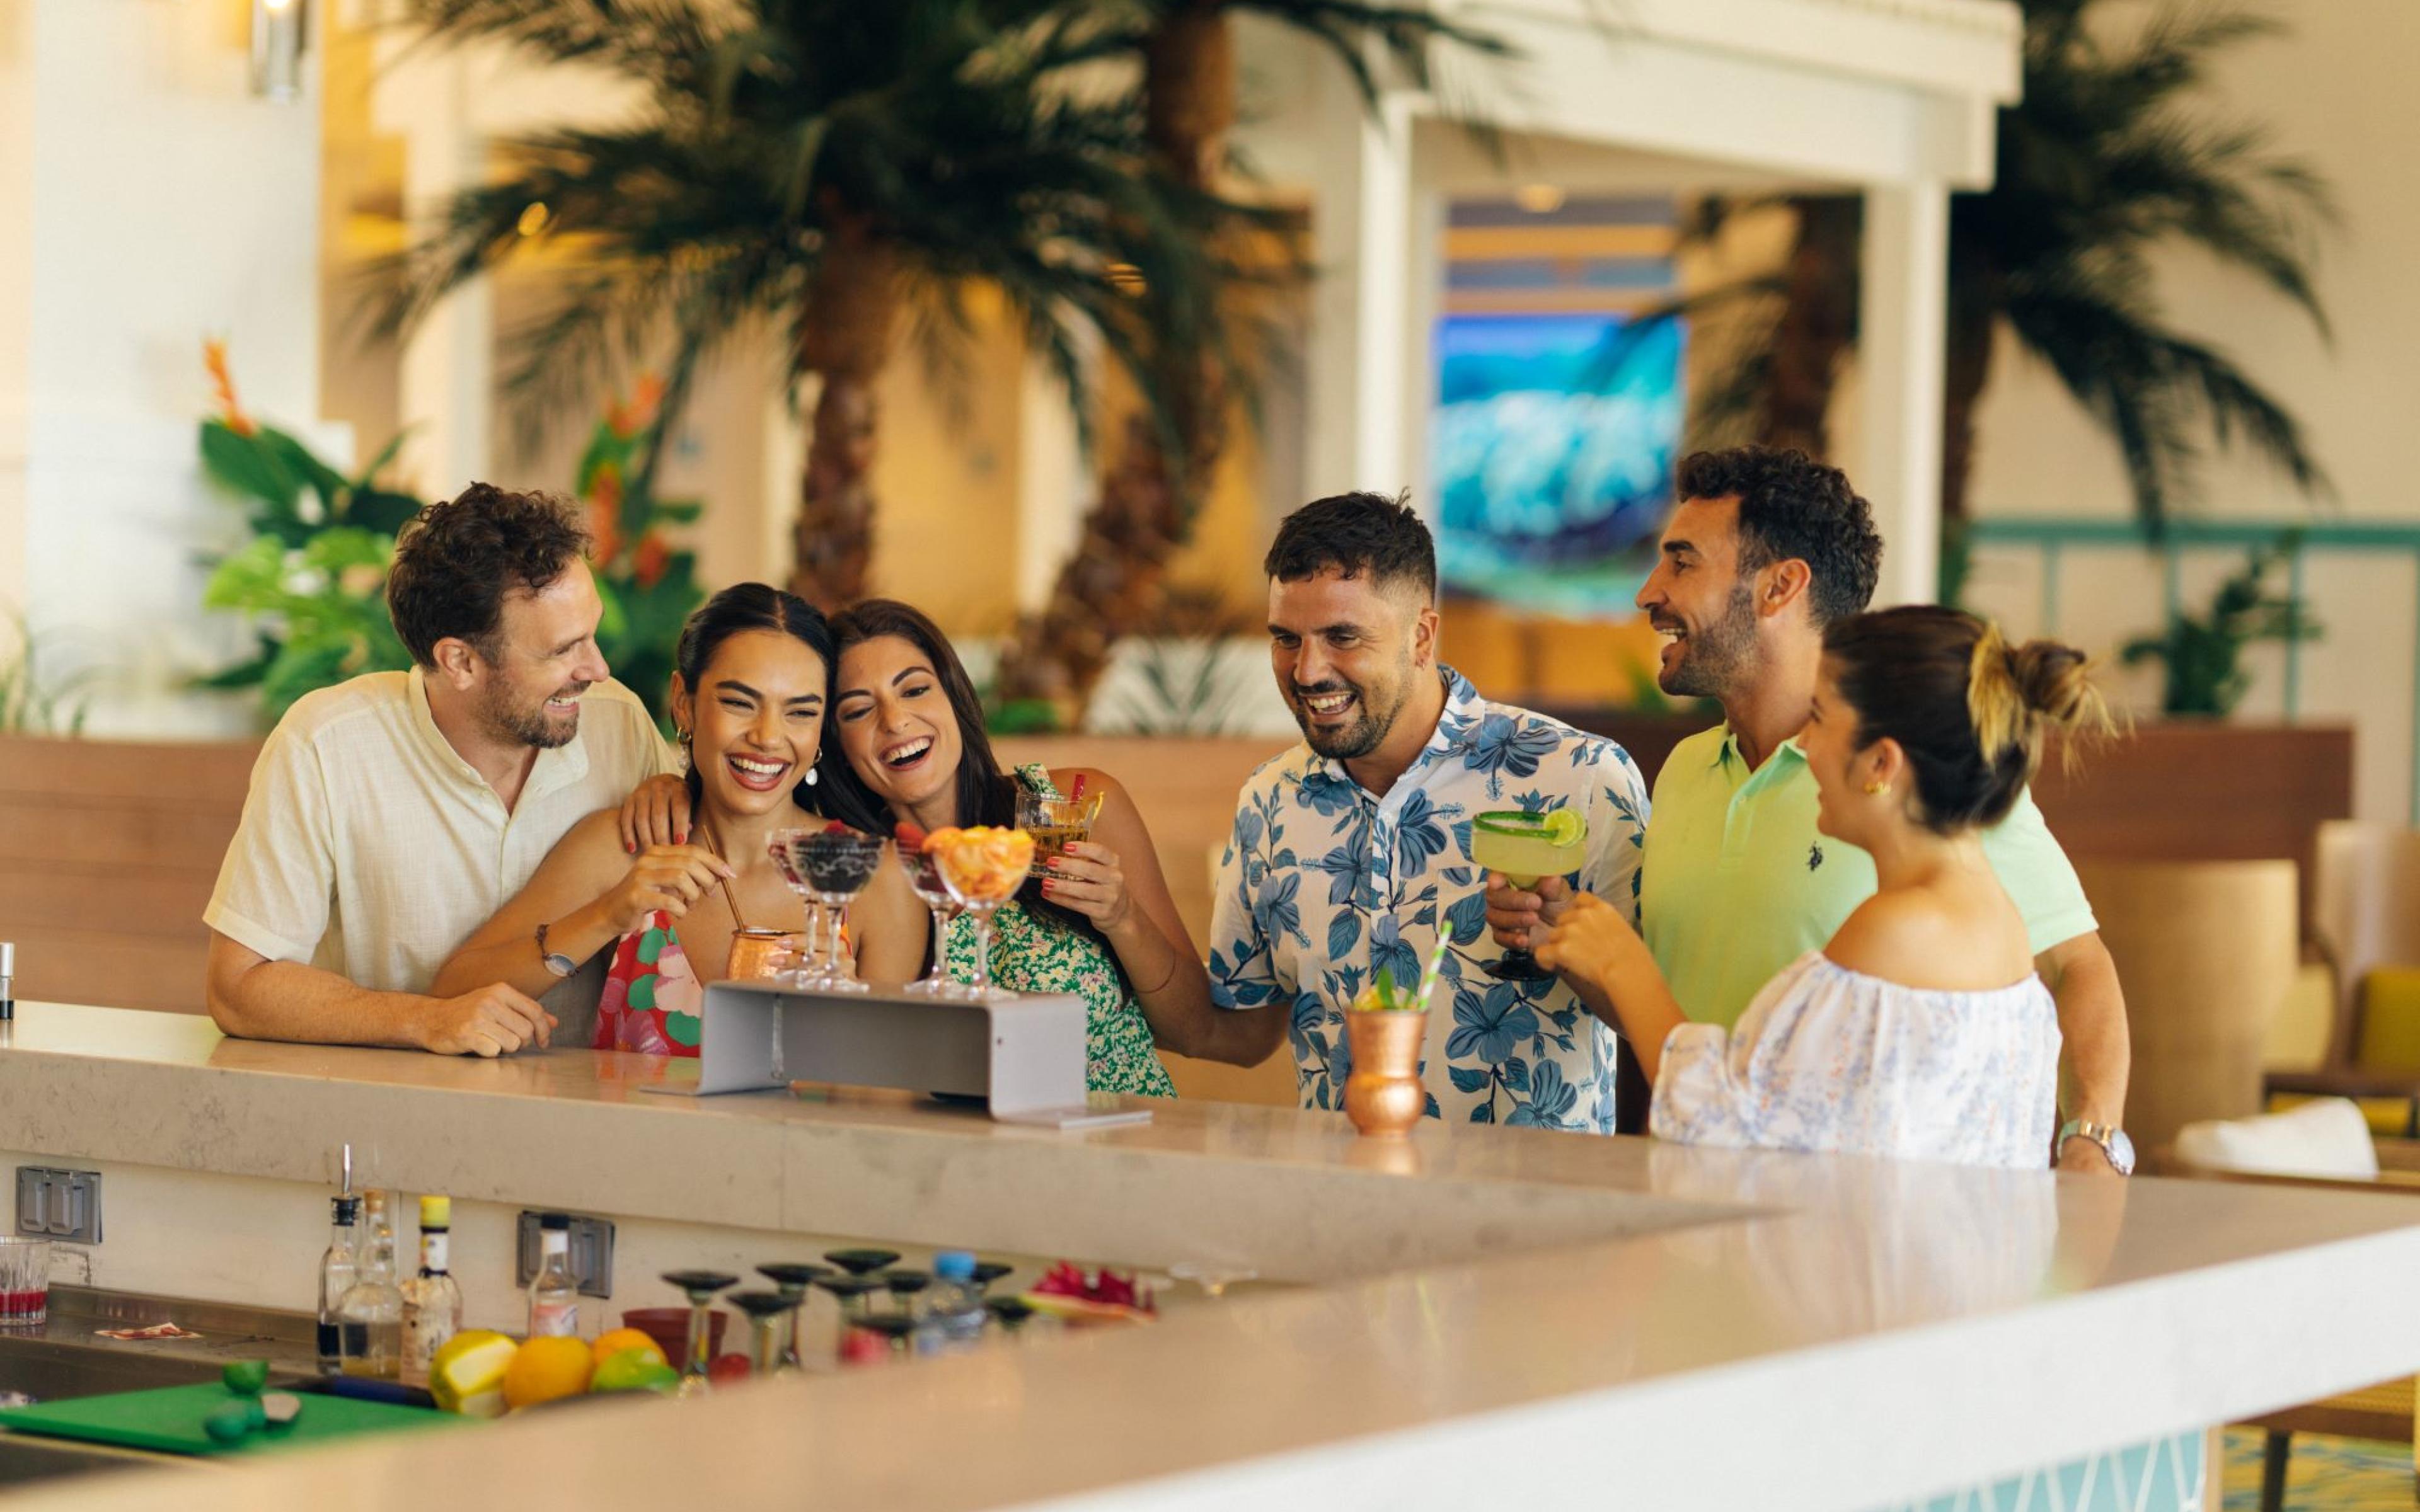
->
338, 1189, 405, 1379
315, 1194, 360, 1373
399, 1194, 464, 1387
526, 1213, 580, 1338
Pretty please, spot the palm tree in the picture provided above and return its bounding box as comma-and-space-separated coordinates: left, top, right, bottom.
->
1670, 0, 2331, 568
989, 0, 1509, 721
374, 0, 1242, 612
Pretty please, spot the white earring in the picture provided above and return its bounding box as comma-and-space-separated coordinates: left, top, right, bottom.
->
804, 763, 819, 787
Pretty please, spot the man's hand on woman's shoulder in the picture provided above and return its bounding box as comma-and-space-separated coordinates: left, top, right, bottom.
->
618, 773, 693, 852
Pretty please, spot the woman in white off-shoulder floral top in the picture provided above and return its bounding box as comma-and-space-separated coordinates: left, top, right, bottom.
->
1541, 606, 2106, 1170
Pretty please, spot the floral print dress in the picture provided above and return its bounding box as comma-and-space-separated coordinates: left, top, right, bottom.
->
938, 766, 1175, 1097
593, 911, 706, 1055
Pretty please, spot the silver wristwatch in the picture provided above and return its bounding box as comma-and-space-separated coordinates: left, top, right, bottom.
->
535, 923, 577, 980
2056, 1119, 2135, 1175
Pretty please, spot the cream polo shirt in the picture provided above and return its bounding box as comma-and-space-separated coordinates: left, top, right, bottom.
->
204, 668, 672, 1044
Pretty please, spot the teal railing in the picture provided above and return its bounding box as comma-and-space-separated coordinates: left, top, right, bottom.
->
1967, 517, 2420, 825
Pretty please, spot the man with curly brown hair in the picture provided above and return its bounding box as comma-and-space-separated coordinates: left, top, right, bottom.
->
204, 484, 673, 1056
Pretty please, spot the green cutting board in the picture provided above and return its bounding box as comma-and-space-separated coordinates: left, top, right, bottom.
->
0, 1382, 472, 1456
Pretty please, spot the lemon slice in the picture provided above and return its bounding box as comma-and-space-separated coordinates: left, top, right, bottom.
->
430, 1329, 517, 1419
1539, 808, 1586, 847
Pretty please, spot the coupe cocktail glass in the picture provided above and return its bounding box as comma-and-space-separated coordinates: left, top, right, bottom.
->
927, 827, 1034, 1003
766, 828, 830, 987
879, 1268, 931, 1319
793, 830, 886, 995
729, 1290, 792, 1378
756, 1263, 830, 1371
1471, 808, 1588, 982
661, 1269, 737, 1396
900, 845, 967, 1000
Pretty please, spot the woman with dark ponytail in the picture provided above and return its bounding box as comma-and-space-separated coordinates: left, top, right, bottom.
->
435, 583, 921, 1053
1541, 606, 2111, 1167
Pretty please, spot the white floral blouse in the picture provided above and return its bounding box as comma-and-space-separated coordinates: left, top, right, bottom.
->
1651, 952, 2063, 1169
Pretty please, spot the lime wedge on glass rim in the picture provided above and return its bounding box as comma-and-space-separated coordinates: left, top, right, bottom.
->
1473, 808, 1586, 845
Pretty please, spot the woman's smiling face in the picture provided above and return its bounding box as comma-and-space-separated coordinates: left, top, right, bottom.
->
678, 628, 828, 818
833, 634, 964, 816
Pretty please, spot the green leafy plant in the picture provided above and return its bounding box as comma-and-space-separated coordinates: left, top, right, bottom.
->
194, 343, 418, 720
197, 346, 700, 724
2121, 534, 2319, 716
1092, 582, 1258, 735
0, 615, 92, 736
573, 378, 706, 728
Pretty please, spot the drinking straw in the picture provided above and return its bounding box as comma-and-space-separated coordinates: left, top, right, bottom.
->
1412, 934, 1451, 1010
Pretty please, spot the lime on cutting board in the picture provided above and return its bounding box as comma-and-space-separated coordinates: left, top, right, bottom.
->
0, 1382, 470, 1456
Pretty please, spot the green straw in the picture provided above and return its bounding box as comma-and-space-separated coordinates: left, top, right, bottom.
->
1411, 934, 1451, 1011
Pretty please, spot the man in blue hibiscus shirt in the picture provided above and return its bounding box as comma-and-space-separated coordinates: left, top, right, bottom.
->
1204, 491, 1652, 1131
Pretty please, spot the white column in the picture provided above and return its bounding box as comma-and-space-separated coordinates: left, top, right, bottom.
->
1349, 96, 1418, 495
1858, 180, 1950, 607
6, 0, 326, 736
376, 43, 492, 496
0, 0, 34, 631
1014, 333, 1092, 614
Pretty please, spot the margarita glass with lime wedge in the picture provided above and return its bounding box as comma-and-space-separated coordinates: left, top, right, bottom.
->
1473, 808, 1587, 982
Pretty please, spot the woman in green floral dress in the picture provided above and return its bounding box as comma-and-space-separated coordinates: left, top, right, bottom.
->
816, 600, 1258, 1094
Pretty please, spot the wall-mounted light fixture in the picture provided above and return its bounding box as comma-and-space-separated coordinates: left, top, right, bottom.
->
250, 0, 308, 103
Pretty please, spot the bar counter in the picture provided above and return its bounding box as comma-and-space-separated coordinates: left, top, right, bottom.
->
4, 999, 2419, 1510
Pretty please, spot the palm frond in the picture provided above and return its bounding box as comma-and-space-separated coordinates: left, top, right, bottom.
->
2003, 253, 2330, 522
385, 0, 724, 92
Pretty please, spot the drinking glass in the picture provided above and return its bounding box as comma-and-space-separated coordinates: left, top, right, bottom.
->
729, 1290, 792, 1378
821, 1247, 900, 1277
766, 828, 831, 988
661, 1269, 737, 1396
810, 1274, 885, 1361
1016, 789, 1103, 878
0, 1237, 49, 1327
879, 1269, 931, 1320
756, 1263, 830, 1372
793, 830, 886, 995
899, 845, 968, 999
930, 830, 1034, 1003
1470, 809, 1589, 982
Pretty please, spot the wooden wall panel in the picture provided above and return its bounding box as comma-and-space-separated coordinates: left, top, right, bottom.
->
0, 720, 2358, 1112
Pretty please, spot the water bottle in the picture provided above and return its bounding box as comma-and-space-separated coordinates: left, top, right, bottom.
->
916, 1251, 987, 1356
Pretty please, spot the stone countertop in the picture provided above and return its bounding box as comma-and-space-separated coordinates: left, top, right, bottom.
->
3, 1000, 2419, 1511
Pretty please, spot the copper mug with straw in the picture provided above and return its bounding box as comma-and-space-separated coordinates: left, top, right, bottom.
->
1343, 937, 1450, 1138
725, 929, 802, 982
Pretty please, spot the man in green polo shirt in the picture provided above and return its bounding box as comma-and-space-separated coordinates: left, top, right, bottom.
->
1488, 447, 2130, 1172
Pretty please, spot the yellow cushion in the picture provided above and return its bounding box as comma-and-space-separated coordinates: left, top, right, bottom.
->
2358, 967, 2420, 1071
2267, 1092, 2416, 1139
